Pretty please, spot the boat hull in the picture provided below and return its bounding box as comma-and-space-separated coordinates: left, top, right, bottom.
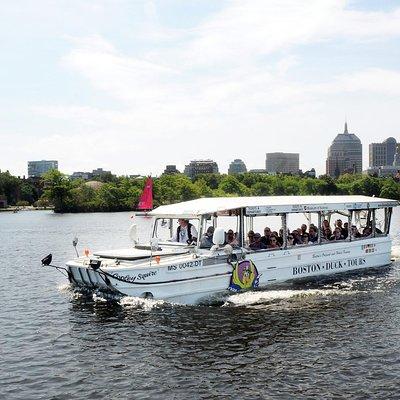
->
67, 236, 392, 304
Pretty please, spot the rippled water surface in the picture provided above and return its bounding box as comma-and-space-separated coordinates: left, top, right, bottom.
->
1, 209, 400, 399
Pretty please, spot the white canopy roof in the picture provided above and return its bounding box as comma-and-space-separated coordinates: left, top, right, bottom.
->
148, 195, 398, 218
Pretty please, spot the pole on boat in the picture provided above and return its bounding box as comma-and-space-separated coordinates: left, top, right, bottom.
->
72, 236, 79, 257
281, 213, 287, 249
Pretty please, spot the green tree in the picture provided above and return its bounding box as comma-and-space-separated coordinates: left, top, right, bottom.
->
42, 170, 73, 212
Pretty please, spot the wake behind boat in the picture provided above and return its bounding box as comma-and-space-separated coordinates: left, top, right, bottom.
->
42, 195, 399, 304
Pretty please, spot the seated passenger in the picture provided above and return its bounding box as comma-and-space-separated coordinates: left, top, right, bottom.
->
260, 227, 271, 247
322, 219, 330, 230
350, 225, 361, 239
287, 234, 294, 247
247, 230, 255, 246
321, 220, 332, 239
200, 226, 214, 248
362, 227, 372, 237
291, 230, 303, 245
173, 218, 198, 244
301, 224, 308, 236
302, 232, 309, 245
321, 226, 332, 239
250, 233, 266, 250
278, 228, 284, 246
268, 235, 280, 249
226, 229, 239, 246
342, 222, 349, 239
308, 226, 318, 243
330, 227, 344, 241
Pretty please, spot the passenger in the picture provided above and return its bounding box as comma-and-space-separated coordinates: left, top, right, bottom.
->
250, 233, 266, 250
350, 225, 361, 239
322, 220, 330, 229
335, 219, 348, 239
302, 232, 309, 245
247, 230, 255, 246
226, 229, 239, 246
268, 235, 280, 249
330, 227, 344, 241
308, 226, 318, 243
362, 227, 372, 237
291, 230, 303, 245
322, 220, 332, 239
342, 222, 349, 239
173, 218, 198, 244
287, 234, 294, 247
301, 224, 307, 236
200, 226, 214, 248
277, 228, 284, 246
260, 227, 271, 247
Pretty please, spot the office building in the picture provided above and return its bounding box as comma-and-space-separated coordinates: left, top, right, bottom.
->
369, 137, 398, 167
326, 122, 362, 177
28, 160, 58, 178
184, 160, 219, 179
228, 159, 247, 174
265, 153, 299, 174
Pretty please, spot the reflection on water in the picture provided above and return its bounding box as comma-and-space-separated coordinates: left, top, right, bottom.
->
1, 208, 400, 399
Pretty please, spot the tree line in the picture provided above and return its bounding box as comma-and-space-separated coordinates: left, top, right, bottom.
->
1, 169, 399, 213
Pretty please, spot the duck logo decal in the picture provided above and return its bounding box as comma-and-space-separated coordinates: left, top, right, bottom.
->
228, 260, 260, 292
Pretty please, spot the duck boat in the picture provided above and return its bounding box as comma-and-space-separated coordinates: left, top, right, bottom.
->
43, 195, 398, 304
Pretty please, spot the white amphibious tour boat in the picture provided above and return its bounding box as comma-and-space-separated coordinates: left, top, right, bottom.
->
42, 195, 398, 304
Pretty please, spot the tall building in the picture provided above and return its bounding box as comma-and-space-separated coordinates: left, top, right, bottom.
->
228, 159, 247, 174
28, 160, 58, 178
265, 153, 299, 174
369, 137, 398, 167
184, 160, 219, 179
326, 122, 362, 178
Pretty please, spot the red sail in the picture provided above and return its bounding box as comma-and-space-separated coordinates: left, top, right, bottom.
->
137, 177, 153, 210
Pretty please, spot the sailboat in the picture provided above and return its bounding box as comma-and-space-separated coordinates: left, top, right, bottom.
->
137, 176, 153, 211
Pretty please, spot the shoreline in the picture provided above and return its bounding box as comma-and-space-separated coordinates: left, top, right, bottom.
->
0, 206, 54, 213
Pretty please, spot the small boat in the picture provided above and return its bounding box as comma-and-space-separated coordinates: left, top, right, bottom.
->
42, 195, 399, 304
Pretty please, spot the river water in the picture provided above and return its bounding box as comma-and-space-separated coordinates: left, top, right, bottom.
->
1, 209, 400, 399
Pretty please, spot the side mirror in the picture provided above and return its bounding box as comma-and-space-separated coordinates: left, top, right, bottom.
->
212, 227, 225, 246
129, 224, 138, 245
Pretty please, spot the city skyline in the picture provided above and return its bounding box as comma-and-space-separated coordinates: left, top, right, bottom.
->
21, 132, 399, 178
1, 1, 400, 177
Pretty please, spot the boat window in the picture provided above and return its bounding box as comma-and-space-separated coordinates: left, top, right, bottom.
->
199, 214, 242, 249
374, 208, 387, 235
286, 212, 320, 246
245, 214, 284, 250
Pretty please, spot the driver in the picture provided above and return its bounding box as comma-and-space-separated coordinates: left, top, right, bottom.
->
173, 219, 198, 244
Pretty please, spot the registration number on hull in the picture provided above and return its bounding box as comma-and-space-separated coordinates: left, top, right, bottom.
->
167, 260, 203, 272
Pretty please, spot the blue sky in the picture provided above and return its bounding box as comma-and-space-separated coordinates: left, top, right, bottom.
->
1, 0, 399, 177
